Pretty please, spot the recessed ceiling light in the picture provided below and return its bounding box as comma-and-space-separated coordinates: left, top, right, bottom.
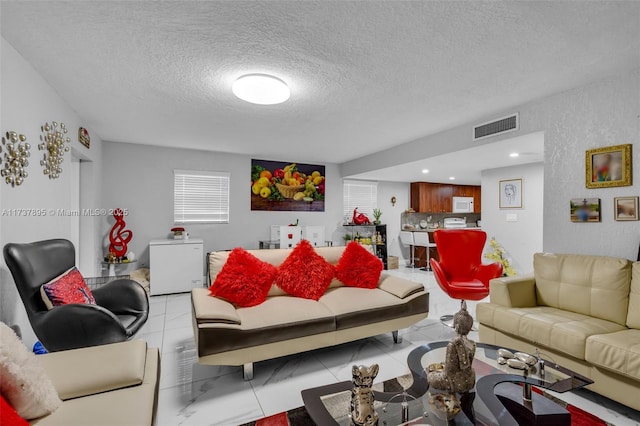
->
232, 74, 290, 105
422, 169, 429, 174
510, 152, 519, 158
449, 177, 455, 180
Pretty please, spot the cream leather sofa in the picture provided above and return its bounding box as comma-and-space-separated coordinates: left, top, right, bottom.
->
33, 340, 160, 425
478, 253, 640, 410
192, 246, 429, 379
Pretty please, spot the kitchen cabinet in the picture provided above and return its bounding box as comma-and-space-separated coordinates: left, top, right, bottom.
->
472, 185, 482, 213
411, 182, 480, 213
149, 238, 204, 295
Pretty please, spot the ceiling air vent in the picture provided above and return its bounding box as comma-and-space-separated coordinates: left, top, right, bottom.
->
473, 113, 519, 141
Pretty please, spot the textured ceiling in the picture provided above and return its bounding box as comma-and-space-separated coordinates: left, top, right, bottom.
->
1, 1, 638, 166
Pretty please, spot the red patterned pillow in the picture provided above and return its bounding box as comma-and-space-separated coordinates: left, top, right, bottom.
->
276, 240, 335, 300
335, 242, 383, 289
209, 248, 277, 307
40, 267, 96, 309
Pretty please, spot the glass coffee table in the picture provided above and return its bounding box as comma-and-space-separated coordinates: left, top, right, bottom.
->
302, 341, 593, 425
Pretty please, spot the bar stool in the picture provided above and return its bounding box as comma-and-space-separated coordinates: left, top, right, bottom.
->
413, 231, 437, 271
399, 231, 416, 268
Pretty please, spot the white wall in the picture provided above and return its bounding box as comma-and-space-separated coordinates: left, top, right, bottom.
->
481, 162, 544, 274
344, 68, 640, 260
376, 181, 410, 260
101, 142, 345, 274
0, 37, 103, 345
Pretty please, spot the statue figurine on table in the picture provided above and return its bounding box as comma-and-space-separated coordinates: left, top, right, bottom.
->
350, 364, 379, 426
427, 301, 476, 393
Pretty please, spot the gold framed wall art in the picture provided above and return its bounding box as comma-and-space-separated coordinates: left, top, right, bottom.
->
585, 144, 632, 188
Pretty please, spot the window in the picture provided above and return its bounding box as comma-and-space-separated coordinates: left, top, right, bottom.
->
174, 170, 230, 223
343, 180, 378, 219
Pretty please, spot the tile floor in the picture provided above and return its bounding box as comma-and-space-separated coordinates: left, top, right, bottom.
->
138, 267, 640, 426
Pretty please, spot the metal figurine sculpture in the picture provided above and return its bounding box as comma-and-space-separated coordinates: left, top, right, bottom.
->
426, 301, 476, 393
108, 208, 133, 258
350, 364, 379, 426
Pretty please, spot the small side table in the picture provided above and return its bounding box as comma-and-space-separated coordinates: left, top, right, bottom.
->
102, 260, 137, 277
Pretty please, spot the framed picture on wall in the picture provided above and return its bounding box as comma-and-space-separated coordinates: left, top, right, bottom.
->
499, 179, 522, 209
250, 159, 325, 212
585, 144, 632, 188
614, 196, 639, 221
570, 198, 601, 222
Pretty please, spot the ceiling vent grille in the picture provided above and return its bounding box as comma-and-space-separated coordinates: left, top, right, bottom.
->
473, 113, 519, 141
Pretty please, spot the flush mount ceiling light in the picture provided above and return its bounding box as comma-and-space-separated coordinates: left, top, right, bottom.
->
422, 169, 429, 174
232, 74, 290, 105
510, 152, 520, 158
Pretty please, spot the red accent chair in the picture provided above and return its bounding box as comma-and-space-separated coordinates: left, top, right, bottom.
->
430, 229, 503, 321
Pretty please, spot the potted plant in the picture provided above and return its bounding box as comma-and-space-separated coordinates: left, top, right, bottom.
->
485, 238, 516, 276
373, 208, 382, 225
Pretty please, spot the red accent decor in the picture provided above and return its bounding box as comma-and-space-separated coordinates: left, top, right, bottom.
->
108, 208, 133, 257
430, 229, 503, 301
41, 267, 96, 307
0, 395, 29, 426
335, 242, 383, 289
276, 240, 334, 300
255, 411, 290, 426
530, 387, 608, 426
352, 207, 371, 225
210, 248, 277, 307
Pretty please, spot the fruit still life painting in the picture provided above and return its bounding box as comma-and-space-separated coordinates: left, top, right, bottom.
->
251, 159, 325, 211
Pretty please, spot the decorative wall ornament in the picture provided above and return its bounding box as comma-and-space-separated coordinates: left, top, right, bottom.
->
1, 131, 31, 187
38, 121, 70, 179
78, 127, 90, 149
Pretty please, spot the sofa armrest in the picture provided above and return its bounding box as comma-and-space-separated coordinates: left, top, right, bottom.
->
378, 273, 424, 299
191, 288, 241, 324
38, 340, 148, 400
489, 274, 537, 307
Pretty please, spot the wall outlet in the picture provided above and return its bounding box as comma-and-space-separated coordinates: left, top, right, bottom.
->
506, 213, 518, 222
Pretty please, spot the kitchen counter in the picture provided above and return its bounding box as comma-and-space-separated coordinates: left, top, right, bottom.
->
402, 226, 482, 232
404, 227, 482, 268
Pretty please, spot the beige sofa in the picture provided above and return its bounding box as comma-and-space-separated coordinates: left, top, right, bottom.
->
192, 246, 429, 379
33, 340, 160, 426
477, 253, 640, 410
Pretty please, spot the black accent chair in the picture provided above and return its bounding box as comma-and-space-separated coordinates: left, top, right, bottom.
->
3, 239, 149, 352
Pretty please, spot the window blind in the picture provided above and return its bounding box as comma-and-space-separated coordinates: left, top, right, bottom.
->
343, 180, 378, 219
174, 170, 230, 223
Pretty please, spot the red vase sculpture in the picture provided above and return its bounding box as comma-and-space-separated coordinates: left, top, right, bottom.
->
109, 208, 133, 257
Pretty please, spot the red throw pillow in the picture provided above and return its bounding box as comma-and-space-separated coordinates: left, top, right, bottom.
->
0, 394, 29, 426
40, 266, 96, 309
209, 248, 277, 307
335, 242, 383, 289
276, 240, 335, 300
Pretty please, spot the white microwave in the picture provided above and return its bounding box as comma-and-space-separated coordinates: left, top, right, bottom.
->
452, 196, 474, 213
